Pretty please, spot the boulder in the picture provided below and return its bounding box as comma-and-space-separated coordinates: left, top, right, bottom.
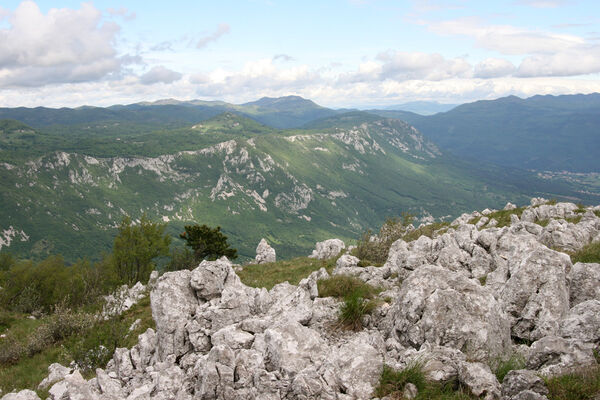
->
501, 369, 548, 399
38, 363, 71, 390
255, 239, 276, 264
0, 391, 41, 400
527, 335, 597, 376
458, 362, 501, 400
48, 370, 93, 400
559, 300, 600, 343
309, 239, 345, 260
569, 262, 600, 306
388, 265, 511, 362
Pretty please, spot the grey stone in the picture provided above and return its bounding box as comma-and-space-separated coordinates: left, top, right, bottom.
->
559, 300, 600, 343
501, 369, 548, 398
569, 262, 600, 306
527, 335, 597, 376
309, 239, 345, 260
255, 238, 276, 264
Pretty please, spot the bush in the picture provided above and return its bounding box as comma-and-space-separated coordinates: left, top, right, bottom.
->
180, 224, 237, 262
165, 246, 197, 272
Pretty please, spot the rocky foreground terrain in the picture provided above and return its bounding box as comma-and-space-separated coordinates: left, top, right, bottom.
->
3, 198, 600, 400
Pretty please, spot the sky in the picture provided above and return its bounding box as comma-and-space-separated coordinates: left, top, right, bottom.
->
0, 0, 599, 108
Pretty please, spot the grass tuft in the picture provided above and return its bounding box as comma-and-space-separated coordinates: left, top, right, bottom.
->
489, 353, 526, 383
545, 366, 600, 400
569, 242, 600, 264
403, 222, 451, 243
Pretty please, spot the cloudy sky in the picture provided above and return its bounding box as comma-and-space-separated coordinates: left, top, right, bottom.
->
0, 0, 599, 108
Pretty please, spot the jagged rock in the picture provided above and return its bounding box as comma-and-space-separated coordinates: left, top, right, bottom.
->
527, 335, 597, 376
501, 369, 548, 399
190, 257, 232, 300
264, 320, 326, 376
539, 218, 600, 252
559, 300, 600, 343
103, 281, 147, 318
458, 362, 501, 400
130, 328, 157, 369
388, 264, 511, 362
530, 197, 548, 207
195, 345, 236, 399
309, 239, 345, 260
211, 325, 255, 350
151, 269, 197, 361
491, 232, 571, 341
402, 382, 418, 399
410, 344, 467, 382
569, 262, 600, 306
95, 368, 123, 397
509, 391, 550, 400
335, 254, 359, 270
48, 370, 93, 400
38, 363, 72, 390
504, 202, 517, 211
330, 331, 385, 399
255, 238, 276, 264
0, 390, 40, 400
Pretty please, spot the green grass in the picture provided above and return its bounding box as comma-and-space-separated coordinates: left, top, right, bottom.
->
0, 294, 154, 395
238, 257, 337, 289
536, 219, 550, 227
317, 275, 381, 330
374, 364, 474, 400
569, 242, 600, 264
489, 353, 526, 382
565, 216, 583, 224
545, 366, 600, 400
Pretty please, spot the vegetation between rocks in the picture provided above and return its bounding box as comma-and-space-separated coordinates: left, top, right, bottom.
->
238, 256, 337, 289
569, 241, 600, 264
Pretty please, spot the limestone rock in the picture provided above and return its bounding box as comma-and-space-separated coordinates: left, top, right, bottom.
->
501, 369, 548, 399
48, 370, 93, 400
569, 262, 600, 306
527, 335, 597, 376
388, 265, 511, 362
458, 362, 501, 400
38, 363, 72, 390
309, 239, 345, 260
255, 238, 276, 264
559, 300, 600, 343
0, 390, 41, 400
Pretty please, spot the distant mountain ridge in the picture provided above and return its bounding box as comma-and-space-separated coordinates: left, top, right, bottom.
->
402, 93, 600, 172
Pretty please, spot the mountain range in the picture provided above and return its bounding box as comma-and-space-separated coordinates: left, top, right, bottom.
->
0, 94, 598, 262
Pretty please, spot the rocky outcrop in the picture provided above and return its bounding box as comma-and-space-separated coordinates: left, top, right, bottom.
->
309, 239, 345, 260
255, 238, 276, 264
6, 198, 600, 400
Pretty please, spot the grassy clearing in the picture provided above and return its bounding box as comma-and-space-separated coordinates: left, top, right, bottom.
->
569, 242, 600, 264
238, 256, 337, 290
545, 366, 600, 400
374, 364, 474, 400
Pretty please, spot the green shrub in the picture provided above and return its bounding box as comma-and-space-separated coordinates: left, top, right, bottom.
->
165, 246, 197, 272
570, 242, 600, 264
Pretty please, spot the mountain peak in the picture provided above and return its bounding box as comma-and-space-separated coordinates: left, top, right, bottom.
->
0, 119, 35, 134
242, 95, 324, 110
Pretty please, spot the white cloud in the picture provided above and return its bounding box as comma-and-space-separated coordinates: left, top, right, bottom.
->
517, 49, 600, 77
474, 58, 516, 78
107, 7, 136, 20
140, 66, 182, 84
197, 23, 230, 48
0, 1, 123, 88
514, 0, 571, 8
425, 17, 584, 55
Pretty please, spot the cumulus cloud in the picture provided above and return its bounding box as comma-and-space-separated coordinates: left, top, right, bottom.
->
474, 58, 516, 78
107, 7, 136, 20
140, 66, 182, 84
516, 49, 600, 77
197, 23, 230, 48
0, 1, 123, 88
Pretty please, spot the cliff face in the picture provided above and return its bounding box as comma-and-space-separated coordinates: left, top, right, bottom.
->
6, 198, 600, 400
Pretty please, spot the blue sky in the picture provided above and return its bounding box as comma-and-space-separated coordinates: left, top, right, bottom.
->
0, 0, 599, 107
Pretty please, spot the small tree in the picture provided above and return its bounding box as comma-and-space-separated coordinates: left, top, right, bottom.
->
112, 214, 171, 285
180, 224, 237, 262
